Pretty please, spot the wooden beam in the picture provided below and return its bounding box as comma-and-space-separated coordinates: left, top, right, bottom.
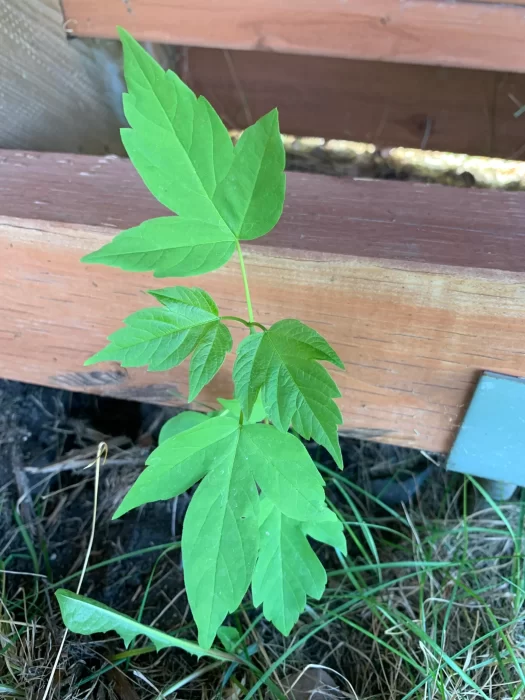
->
62, 0, 525, 73
183, 48, 525, 159
2, 150, 525, 453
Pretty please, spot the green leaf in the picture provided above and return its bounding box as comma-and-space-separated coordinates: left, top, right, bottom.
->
119, 29, 284, 240
252, 499, 327, 636
303, 508, 347, 555
118, 27, 233, 220
55, 589, 231, 660
114, 416, 239, 518
241, 424, 326, 520
158, 411, 209, 444
217, 626, 241, 652
81, 217, 236, 278
217, 394, 266, 423
233, 319, 344, 467
119, 416, 327, 646
188, 323, 232, 401
86, 286, 232, 400
213, 109, 286, 241
182, 427, 259, 649
149, 285, 218, 313
84, 31, 285, 280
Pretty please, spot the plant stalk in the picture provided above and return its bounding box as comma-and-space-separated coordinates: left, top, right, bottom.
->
236, 241, 254, 326
222, 316, 267, 332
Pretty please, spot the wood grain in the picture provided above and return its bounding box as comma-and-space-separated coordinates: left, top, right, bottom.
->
62, 0, 525, 73
184, 48, 525, 159
0, 0, 124, 154
2, 150, 525, 453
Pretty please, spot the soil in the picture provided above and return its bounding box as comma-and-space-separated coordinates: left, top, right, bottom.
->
0, 381, 181, 610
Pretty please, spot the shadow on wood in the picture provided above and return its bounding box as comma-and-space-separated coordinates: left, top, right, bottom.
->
182, 48, 525, 160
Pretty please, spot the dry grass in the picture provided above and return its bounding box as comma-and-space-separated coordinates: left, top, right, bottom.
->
1, 431, 524, 699
232, 132, 525, 190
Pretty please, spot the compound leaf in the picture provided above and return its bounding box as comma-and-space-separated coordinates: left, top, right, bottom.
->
81, 217, 236, 278
183, 427, 259, 648
84, 31, 285, 280
56, 589, 230, 660
240, 424, 326, 521
132, 419, 327, 647
119, 29, 284, 238
114, 417, 239, 518
252, 499, 327, 636
233, 320, 344, 467
86, 286, 231, 399
158, 411, 209, 444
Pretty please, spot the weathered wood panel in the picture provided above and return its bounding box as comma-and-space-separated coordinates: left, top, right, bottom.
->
62, 0, 525, 73
14, 0, 520, 159
2, 150, 525, 453
183, 48, 525, 159
0, 0, 124, 154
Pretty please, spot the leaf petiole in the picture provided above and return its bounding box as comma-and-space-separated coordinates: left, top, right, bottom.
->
235, 241, 255, 327
221, 316, 267, 332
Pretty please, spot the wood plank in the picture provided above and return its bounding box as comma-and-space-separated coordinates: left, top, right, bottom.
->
62, 0, 525, 73
183, 48, 525, 159
2, 150, 525, 453
0, 0, 123, 154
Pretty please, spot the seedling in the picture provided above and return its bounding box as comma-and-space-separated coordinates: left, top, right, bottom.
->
57, 28, 347, 649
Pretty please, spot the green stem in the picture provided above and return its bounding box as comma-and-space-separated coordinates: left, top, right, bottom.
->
221, 315, 251, 328
236, 240, 254, 324
221, 316, 266, 332
249, 322, 267, 332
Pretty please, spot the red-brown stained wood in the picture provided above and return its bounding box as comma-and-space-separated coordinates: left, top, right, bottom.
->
183, 48, 525, 159
62, 0, 525, 73
2, 150, 525, 453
